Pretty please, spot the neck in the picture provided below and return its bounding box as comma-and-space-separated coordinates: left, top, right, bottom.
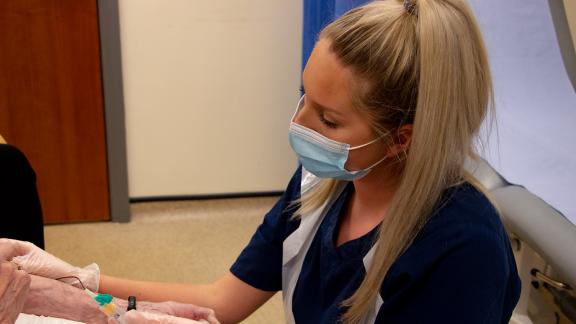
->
336, 163, 401, 246
351, 163, 401, 219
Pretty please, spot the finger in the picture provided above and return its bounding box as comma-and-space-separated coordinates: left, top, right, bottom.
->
0, 262, 16, 294
0, 238, 19, 262
0, 266, 30, 323
0, 261, 18, 273
11, 269, 31, 308
108, 317, 121, 324
203, 312, 221, 324
11, 261, 23, 270
124, 310, 154, 324
191, 307, 218, 322
13, 267, 31, 289
0, 238, 36, 261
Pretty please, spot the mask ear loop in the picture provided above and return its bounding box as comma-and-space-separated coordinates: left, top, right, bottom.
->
348, 130, 389, 150
363, 152, 388, 170
290, 95, 306, 123
347, 129, 390, 172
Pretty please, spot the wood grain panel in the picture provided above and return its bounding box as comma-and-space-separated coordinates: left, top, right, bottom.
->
0, 0, 110, 223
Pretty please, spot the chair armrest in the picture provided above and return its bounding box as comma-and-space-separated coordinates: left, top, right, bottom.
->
492, 185, 576, 288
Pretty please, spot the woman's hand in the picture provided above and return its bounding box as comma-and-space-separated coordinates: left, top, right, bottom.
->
0, 261, 31, 323
123, 309, 220, 324
114, 299, 220, 324
0, 238, 31, 261
1, 238, 100, 291
23, 275, 109, 324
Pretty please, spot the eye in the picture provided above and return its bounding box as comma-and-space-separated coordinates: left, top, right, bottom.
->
319, 113, 338, 129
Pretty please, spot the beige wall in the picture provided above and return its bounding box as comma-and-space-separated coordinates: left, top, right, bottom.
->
119, 0, 301, 197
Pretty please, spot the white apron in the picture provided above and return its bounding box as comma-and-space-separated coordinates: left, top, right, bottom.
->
281, 168, 384, 323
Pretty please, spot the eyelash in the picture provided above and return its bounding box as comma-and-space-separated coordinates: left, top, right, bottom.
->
319, 114, 338, 129
303, 95, 338, 129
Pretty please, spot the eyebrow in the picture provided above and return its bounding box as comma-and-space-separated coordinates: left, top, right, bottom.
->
313, 100, 343, 117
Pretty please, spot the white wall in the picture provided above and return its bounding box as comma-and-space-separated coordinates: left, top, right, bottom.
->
118, 0, 302, 197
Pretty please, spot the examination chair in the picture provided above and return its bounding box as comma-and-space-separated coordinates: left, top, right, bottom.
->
466, 0, 576, 321
468, 158, 576, 324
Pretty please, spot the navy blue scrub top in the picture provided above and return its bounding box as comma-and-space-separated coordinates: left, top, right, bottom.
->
231, 168, 521, 323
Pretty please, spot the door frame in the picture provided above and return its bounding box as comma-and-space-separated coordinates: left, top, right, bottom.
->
98, 0, 130, 222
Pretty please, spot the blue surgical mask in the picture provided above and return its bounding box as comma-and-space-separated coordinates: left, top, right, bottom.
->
288, 95, 387, 181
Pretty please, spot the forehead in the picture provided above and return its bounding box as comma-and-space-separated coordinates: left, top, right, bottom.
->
302, 40, 356, 113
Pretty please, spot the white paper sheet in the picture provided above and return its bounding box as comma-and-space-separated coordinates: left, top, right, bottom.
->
16, 314, 82, 324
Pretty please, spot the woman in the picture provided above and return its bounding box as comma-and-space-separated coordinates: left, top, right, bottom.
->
13, 0, 521, 323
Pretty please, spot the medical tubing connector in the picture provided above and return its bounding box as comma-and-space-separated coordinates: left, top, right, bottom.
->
85, 289, 126, 323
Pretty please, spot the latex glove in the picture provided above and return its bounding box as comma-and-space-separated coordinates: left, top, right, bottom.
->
0, 237, 31, 261
123, 310, 216, 324
0, 261, 31, 323
22, 275, 109, 324
1, 238, 100, 291
114, 299, 220, 324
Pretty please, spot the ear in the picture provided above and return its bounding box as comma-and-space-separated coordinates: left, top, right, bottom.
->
386, 124, 413, 158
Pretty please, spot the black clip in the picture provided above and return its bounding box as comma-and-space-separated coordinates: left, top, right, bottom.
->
127, 296, 137, 311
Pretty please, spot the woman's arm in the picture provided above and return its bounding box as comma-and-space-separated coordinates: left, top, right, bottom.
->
100, 271, 275, 324
23, 275, 109, 323
6, 238, 275, 323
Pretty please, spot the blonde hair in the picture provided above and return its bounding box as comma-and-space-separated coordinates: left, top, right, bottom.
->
295, 0, 494, 322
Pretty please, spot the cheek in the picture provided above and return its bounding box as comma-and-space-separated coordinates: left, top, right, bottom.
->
345, 141, 389, 170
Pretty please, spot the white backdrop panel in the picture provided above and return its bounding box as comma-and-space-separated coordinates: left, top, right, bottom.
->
469, 0, 576, 224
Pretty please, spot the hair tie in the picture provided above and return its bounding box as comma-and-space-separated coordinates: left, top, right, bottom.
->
404, 0, 418, 17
